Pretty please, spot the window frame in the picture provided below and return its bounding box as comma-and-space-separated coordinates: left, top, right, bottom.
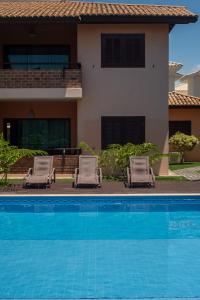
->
101, 33, 145, 68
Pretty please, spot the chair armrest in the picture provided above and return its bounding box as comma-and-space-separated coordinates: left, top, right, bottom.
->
74, 168, 79, 179
150, 167, 155, 184
74, 168, 79, 176
127, 167, 131, 184
98, 168, 103, 184
51, 168, 56, 183
25, 168, 33, 177
73, 168, 79, 186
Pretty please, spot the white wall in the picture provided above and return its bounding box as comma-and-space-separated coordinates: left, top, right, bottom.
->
176, 82, 188, 95
77, 24, 169, 175
169, 74, 176, 92
190, 76, 200, 97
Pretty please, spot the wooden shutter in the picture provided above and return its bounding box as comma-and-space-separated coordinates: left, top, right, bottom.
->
101, 116, 145, 149
101, 34, 145, 67
169, 121, 192, 137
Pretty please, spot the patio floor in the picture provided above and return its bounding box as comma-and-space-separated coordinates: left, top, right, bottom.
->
1, 180, 200, 194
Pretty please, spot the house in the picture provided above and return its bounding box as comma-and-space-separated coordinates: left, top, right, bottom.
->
0, 1, 197, 175
168, 62, 200, 162
176, 70, 200, 97
169, 62, 183, 92
169, 91, 200, 161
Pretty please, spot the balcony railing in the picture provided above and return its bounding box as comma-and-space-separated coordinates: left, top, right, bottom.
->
0, 63, 81, 89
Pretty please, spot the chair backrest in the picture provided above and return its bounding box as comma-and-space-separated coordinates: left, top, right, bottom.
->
79, 155, 98, 176
130, 156, 150, 175
33, 156, 53, 176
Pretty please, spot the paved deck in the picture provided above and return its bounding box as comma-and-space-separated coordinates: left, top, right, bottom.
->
1, 181, 200, 194
174, 166, 200, 181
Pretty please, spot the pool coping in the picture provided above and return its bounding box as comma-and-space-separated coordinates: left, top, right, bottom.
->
0, 193, 200, 197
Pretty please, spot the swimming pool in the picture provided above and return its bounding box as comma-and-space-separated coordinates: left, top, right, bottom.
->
0, 195, 200, 299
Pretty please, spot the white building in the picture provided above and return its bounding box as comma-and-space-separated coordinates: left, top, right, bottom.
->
177, 70, 200, 97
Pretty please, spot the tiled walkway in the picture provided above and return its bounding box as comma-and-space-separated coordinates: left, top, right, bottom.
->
1, 181, 200, 194
174, 166, 200, 181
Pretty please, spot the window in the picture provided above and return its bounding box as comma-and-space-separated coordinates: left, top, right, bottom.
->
4, 45, 70, 70
101, 34, 145, 68
169, 121, 191, 137
101, 116, 145, 149
4, 119, 70, 149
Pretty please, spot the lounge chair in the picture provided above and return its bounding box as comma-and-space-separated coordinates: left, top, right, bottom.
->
73, 155, 102, 188
127, 156, 155, 188
23, 156, 55, 187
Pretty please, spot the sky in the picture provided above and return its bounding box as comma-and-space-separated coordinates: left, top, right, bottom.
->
89, 0, 200, 75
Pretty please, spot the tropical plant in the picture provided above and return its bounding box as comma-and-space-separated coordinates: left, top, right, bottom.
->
79, 141, 165, 178
0, 133, 47, 184
79, 141, 97, 156
169, 132, 199, 163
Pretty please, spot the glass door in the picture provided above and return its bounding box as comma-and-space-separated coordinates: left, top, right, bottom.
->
4, 119, 71, 150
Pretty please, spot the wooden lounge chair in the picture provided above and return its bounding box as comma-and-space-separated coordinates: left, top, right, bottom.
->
73, 155, 102, 188
127, 156, 155, 188
23, 156, 55, 188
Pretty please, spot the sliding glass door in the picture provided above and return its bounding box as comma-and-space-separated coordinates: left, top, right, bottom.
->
4, 119, 70, 150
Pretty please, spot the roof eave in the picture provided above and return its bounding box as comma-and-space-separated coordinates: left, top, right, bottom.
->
79, 15, 199, 24
0, 14, 197, 24
169, 105, 200, 109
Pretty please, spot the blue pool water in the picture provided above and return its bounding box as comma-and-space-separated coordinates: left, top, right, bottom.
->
0, 195, 200, 299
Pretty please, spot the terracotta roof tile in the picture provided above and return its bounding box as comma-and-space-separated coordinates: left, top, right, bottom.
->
0, 1, 197, 19
169, 91, 200, 107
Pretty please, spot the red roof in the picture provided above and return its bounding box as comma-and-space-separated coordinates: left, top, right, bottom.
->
169, 91, 200, 107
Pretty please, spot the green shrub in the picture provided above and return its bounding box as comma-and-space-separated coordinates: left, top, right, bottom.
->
79, 141, 165, 178
0, 133, 47, 184
169, 132, 199, 163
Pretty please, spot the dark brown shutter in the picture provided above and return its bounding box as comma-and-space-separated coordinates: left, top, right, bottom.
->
169, 121, 192, 137
101, 116, 145, 149
101, 34, 145, 68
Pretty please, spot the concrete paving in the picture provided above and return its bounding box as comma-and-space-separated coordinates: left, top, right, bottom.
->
174, 166, 200, 181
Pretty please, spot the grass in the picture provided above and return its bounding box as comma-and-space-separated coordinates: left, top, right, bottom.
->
0, 178, 74, 186
156, 176, 186, 181
0, 176, 187, 187
170, 162, 200, 171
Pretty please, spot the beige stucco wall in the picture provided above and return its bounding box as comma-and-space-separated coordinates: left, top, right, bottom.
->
169, 108, 200, 161
77, 24, 169, 175
176, 82, 188, 95
169, 74, 176, 92
188, 76, 200, 97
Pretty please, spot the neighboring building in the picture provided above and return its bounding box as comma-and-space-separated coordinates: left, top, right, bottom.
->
175, 81, 188, 95
169, 61, 183, 92
169, 91, 200, 161
0, 1, 197, 175
177, 70, 200, 97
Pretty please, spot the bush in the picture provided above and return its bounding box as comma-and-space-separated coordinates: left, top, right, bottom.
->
169, 132, 199, 163
0, 133, 47, 184
79, 141, 165, 178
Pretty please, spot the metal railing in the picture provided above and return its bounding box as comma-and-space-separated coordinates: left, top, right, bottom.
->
46, 148, 82, 156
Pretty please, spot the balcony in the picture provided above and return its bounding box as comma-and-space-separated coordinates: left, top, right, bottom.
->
0, 63, 82, 100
